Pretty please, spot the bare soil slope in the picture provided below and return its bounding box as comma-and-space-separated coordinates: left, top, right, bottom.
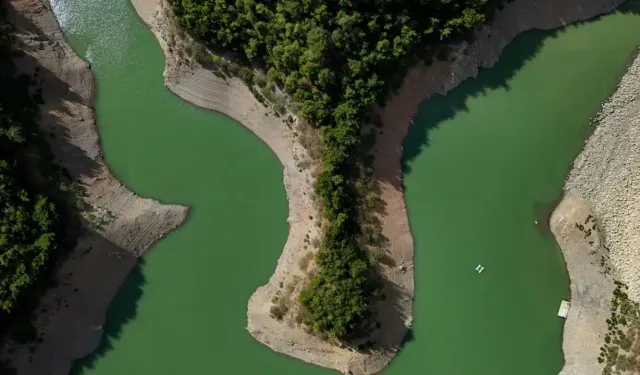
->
552, 50, 640, 375
1, 1, 188, 374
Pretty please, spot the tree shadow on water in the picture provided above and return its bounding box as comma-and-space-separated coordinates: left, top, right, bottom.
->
400, 327, 415, 349
70, 260, 147, 374
400, 2, 640, 178
401, 29, 551, 177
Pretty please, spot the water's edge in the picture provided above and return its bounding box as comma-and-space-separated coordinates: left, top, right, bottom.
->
131, 1, 626, 375
1, 0, 630, 374
1, 1, 188, 374
552, 45, 640, 375
373, 0, 625, 374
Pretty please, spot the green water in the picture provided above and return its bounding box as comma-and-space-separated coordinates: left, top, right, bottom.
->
397, 5, 640, 375
49, 0, 640, 374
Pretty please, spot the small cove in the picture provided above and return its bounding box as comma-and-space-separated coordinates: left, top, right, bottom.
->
47, 0, 640, 374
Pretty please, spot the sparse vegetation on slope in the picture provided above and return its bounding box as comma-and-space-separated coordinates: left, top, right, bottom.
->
168, 0, 499, 339
0, 9, 76, 340
600, 281, 640, 375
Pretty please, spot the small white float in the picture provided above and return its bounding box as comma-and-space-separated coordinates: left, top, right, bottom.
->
557, 300, 570, 318
475, 264, 485, 274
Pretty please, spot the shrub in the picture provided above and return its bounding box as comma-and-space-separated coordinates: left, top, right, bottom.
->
270, 305, 285, 320
238, 66, 254, 84
254, 72, 267, 87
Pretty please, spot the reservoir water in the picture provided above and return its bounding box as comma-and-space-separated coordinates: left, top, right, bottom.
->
397, 4, 640, 375
49, 0, 640, 374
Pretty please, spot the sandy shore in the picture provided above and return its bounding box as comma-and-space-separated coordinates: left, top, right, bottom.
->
0, 1, 188, 374
551, 50, 640, 375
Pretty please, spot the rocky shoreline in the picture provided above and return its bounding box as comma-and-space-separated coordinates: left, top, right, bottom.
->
0, 1, 188, 374
374, 0, 624, 374
552, 48, 640, 375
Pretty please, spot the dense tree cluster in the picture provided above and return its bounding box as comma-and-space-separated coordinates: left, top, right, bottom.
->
0, 16, 64, 315
169, 0, 496, 338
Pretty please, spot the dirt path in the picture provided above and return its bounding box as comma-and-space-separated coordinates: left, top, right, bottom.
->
0, 1, 188, 374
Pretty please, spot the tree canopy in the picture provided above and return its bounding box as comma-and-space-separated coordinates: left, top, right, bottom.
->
169, 0, 497, 338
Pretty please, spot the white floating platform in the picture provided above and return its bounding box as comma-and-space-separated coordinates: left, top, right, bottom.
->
557, 300, 570, 318
475, 264, 484, 274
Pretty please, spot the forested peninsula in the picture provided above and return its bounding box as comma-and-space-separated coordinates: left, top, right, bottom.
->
168, 0, 500, 339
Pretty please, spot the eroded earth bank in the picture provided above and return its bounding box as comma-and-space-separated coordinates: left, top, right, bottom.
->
2, 0, 639, 374
1, 1, 188, 374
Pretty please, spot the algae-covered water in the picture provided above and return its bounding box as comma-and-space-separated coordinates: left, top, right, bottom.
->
49, 0, 640, 374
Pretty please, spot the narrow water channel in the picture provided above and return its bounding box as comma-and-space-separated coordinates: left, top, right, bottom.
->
49, 0, 640, 374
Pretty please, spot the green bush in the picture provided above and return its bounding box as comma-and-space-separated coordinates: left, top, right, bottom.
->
254, 72, 267, 88
250, 87, 265, 104
191, 43, 208, 64
237, 66, 254, 84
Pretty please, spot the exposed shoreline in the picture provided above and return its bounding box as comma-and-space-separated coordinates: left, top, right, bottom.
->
133, 0, 628, 374
552, 48, 640, 375
2, 0, 634, 374
374, 0, 624, 374
1, 0, 188, 374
